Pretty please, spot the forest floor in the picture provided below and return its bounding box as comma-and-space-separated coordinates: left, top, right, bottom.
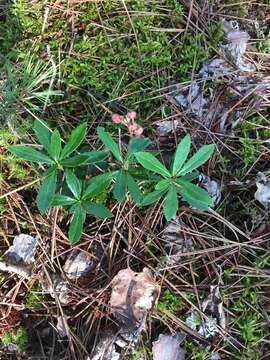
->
0, 1, 270, 359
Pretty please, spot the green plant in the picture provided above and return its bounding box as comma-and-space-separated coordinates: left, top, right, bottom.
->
208, 21, 225, 47
135, 134, 215, 220
97, 127, 151, 204
0, 126, 35, 181
26, 284, 43, 309
0, 56, 62, 126
97, 128, 215, 221
227, 275, 266, 358
157, 289, 182, 313
2, 327, 28, 353
177, 33, 209, 81
9, 125, 215, 243
9, 120, 107, 215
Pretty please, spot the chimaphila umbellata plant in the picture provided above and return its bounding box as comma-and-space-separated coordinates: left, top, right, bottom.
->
9, 120, 109, 244
135, 134, 215, 220
9, 120, 215, 244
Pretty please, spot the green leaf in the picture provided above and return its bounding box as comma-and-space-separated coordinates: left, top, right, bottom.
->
155, 179, 171, 191
79, 150, 108, 165
50, 129, 61, 160
61, 123, 87, 159
9, 146, 53, 164
68, 205, 86, 244
51, 194, 77, 206
172, 134, 191, 175
180, 171, 200, 182
61, 154, 90, 167
83, 202, 113, 218
36, 170, 57, 213
65, 169, 82, 199
83, 172, 114, 199
97, 127, 123, 162
178, 144, 215, 175
42, 165, 57, 177
141, 189, 166, 206
128, 137, 151, 157
163, 186, 178, 221
135, 152, 171, 178
126, 173, 142, 204
33, 119, 51, 152
113, 170, 127, 203
61, 151, 107, 167
177, 179, 213, 210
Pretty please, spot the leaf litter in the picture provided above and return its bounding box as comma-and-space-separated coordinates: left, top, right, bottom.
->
152, 332, 186, 360
199, 175, 222, 207
0, 234, 38, 278
63, 249, 98, 280
157, 20, 270, 136
186, 286, 226, 340
255, 172, 270, 208
158, 217, 193, 268
92, 267, 160, 359
4, 233, 38, 265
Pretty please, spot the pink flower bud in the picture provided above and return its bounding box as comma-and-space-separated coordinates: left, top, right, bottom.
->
112, 113, 123, 124
127, 111, 137, 121
133, 125, 143, 136
128, 122, 143, 136
128, 123, 138, 134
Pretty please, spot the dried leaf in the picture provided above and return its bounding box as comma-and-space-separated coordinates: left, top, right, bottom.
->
152, 332, 186, 360
40, 270, 71, 305
91, 334, 120, 360
0, 261, 30, 278
186, 286, 225, 339
56, 316, 68, 338
201, 286, 226, 330
63, 249, 98, 280
199, 175, 222, 207
4, 234, 38, 265
110, 268, 160, 330
223, 20, 255, 72
160, 218, 193, 267
255, 172, 270, 208
211, 353, 221, 360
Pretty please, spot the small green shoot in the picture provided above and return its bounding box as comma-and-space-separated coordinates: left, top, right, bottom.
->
2, 327, 28, 353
